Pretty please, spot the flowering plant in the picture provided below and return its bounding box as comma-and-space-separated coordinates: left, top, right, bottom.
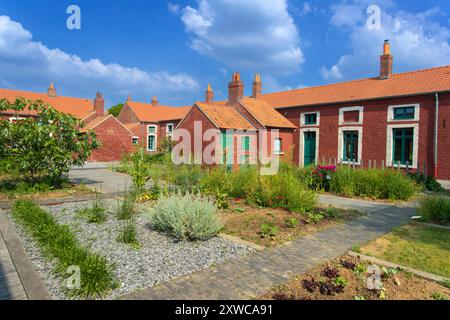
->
312, 165, 336, 191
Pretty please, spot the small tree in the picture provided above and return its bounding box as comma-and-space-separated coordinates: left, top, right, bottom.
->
0, 98, 99, 184
129, 147, 147, 192
158, 137, 175, 154
108, 103, 124, 117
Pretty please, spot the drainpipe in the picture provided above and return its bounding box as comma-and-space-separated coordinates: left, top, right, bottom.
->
434, 93, 439, 178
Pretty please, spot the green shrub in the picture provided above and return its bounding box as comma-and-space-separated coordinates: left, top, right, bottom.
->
260, 222, 279, 238
148, 192, 222, 241
0, 179, 55, 197
115, 192, 136, 220
117, 221, 140, 249
76, 201, 107, 224
329, 167, 417, 200
12, 200, 117, 298
172, 165, 204, 193
408, 173, 444, 192
418, 195, 450, 224
129, 147, 148, 192
229, 166, 259, 198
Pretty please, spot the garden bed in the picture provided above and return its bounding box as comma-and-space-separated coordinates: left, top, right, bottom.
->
358, 223, 450, 278
262, 255, 450, 300
7, 199, 253, 299
222, 202, 362, 247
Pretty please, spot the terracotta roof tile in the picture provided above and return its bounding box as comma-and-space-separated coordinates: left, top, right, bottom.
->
238, 98, 296, 129
126, 101, 191, 122
80, 115, 110, 132
0, 88, 94, 119
259, 65, 450, 108
196, 102, 256, 130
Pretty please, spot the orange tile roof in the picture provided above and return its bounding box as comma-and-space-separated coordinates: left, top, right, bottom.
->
196, 102, 256, 130
0, 88, 95, 119
238, 97, 296, 129
259, 65, 450, 109
126, 101, 191, 122
80, 115, 110, 132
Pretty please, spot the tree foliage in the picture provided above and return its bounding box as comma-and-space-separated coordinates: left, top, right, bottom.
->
108, 103, 124, 117
0, 98, 99, 183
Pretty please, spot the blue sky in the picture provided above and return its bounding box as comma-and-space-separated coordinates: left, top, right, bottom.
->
0, 0, 449, 108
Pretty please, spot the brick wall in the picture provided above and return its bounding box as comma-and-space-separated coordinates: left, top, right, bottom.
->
89, 117, 134, 162
279, 93, 449, 180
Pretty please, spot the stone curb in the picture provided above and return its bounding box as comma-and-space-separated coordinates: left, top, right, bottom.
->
0, 192, 122, 210
0, 209, 51, 300
348, 251, 449, 283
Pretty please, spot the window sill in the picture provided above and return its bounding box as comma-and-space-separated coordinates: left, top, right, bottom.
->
274, 152, 284, 155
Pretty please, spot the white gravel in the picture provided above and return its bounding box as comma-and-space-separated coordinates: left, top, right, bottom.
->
6, 199, 253, 299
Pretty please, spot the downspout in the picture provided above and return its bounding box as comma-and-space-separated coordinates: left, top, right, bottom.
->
434, 93, 439, 178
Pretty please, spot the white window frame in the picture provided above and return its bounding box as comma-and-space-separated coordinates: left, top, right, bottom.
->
147, 125, 157, 134
338, 126, 363, 165
339, 106, 364, 125
166, 123, 174, 136
386, 123, 419, 169
132, 136, 139, 145
273, 138, 283, 155
147, 134, 157, 152
299, 128, 319, 167
300, 111, 320, 127
387, 103, 420, 122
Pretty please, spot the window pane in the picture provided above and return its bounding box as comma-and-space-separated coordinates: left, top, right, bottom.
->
393, 128, 414, 165
167, 124, 173, 133
305, 113, 317, 125
148, 135, 156, 150
274, 139, 282, 154
394, 107, 415, 120
148, 126, 156, 133
132, 138, 138, 145
343, 131, 358, 162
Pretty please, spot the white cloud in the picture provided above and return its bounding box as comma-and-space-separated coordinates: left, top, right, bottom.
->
168, 3, 181, 15
177, 0, 304, 75
0, 15, 199, 105
262, 75, 292, 93
322, 1, 450, 81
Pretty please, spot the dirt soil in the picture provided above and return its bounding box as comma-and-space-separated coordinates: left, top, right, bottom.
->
222, 201, 362, 247
0, 184, 93, 201
261, 255, 450, 300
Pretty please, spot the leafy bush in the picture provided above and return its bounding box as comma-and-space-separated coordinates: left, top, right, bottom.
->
328, 167, 418, 200
0, 98, 98, 184
0, 179, 55, 197
129, 148, 148, 192
12, 200, 117, 298
408, 172, 444, 192
115, 192, 136, 220
148, 192, 222, 241
76, 201, 107, 224
116, 221, 140, 249
418, 195, 450, 224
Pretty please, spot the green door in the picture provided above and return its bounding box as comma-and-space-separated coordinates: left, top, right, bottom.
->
304, 132, 316, 166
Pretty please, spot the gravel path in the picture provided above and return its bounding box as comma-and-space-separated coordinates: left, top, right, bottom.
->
6, 199, 253, 299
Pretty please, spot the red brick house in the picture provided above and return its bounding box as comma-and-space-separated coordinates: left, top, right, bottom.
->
117, 96, 191, 153
0, 84, 135, 162
176, 41, 450, 184
176, 73, 296, 168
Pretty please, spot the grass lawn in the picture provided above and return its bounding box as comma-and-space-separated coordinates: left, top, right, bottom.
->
222, 202, 362, 247
360, 223, 450, 278
262, 255, 450, 300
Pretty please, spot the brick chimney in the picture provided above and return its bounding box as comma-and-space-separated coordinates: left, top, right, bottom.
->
252, 73, 262, 98
126, 95, 132, 102
94, 92, 105, 115
47, 82, 57, 97
228, 72, 244, 105
205, 84, 214, 103
151, 96, 159, 107
380, 40, 393, 80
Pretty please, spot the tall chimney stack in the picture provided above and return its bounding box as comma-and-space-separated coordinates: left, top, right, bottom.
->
252, 73, 262, 98
205, 84, 214, 103
380, 40, 393, 80
151, 96, 159, 107
47, 83, 57, 97
228, 72, 244, 105
94, 92, 105, 115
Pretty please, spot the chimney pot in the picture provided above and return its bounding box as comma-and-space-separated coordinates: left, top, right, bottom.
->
151, 96, 159, 107
94, 92, 105, 115
228, 72, 244, 105
47, 82, 57, 97
380, 40, 393, 80
205, 84, 214, 103
252, 73, 262, 98
126, 95, 132, 101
